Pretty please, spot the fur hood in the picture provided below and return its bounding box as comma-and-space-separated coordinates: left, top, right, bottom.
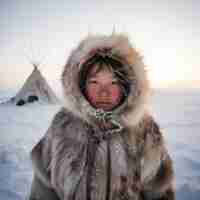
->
62, 34, 150, 127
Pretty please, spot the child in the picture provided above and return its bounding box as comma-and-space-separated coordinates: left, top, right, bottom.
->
29, 34, 175, 200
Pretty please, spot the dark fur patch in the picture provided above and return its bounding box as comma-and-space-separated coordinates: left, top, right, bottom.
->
154, 155, 174, 189
142, 116, 162, 145
151, 188, 175, 200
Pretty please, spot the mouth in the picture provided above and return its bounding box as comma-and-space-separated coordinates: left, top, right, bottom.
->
96, 101, 112, 105
95, 102, 113, 110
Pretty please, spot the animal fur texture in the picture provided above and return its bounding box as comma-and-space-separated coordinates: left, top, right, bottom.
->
29, 34, 175, 200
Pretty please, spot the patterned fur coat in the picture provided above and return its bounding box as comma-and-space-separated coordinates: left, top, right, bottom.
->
29, 34, 175, 200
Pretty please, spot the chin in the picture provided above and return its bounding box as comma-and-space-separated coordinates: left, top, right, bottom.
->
95, 104, 114, 111
102, 107, 113, 111
95, 107, 112, 111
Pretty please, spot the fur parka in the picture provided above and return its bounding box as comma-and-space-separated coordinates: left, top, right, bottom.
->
29, 34, 175, 200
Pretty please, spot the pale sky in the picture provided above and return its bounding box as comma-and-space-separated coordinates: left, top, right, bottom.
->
0, 0, 200, 90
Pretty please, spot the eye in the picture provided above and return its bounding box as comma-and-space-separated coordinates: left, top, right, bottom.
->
111, 80, 118, 85
89, 80, 98, 84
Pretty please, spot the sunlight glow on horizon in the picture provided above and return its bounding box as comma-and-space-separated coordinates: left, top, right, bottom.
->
0, 0, 200, 90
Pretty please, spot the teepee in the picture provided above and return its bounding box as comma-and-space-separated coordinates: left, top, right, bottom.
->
8, 63, 59, 106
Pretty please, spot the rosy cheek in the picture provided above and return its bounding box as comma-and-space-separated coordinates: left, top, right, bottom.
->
86, 85, 99, 103
109, 86, 122, 102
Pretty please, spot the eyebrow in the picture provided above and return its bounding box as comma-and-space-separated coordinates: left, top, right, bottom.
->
89, 72, 117, 78
87, 77, 118, 83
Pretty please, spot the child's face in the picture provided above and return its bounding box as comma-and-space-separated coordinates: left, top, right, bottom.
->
85, 65, 123, 111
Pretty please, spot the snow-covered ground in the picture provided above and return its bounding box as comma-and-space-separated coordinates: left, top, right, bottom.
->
151, 89, 200, 200
0, 89, 200, 199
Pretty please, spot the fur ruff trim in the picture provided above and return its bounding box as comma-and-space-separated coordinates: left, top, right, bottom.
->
62, 34, 151, 127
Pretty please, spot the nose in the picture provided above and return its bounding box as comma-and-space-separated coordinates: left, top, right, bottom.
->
98, 87, 110, 98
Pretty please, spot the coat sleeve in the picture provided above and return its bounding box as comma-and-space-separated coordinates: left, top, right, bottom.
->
29, 133, 60, 200
29, 108, 71, 200
141, 154, 175, 200
141, 117, 175, 200
29, 174, 60, 200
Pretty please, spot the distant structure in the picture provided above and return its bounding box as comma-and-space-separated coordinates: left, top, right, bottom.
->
5, 63, 59, 106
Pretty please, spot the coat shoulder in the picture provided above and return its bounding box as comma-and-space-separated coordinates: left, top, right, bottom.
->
50, 107, 78, 132
51, 107, 71, 126
30, 108, 75, 167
